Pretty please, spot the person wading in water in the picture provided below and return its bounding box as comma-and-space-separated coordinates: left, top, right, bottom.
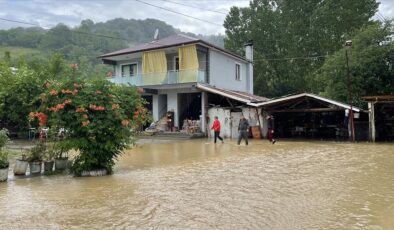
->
237, 114, 249, 145
267, 115, 276, 144
211, 116, 224, 144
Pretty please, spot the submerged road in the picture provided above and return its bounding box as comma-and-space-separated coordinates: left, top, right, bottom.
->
1, 139, 394, 229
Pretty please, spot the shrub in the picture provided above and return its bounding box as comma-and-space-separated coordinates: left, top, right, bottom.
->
37, 78, 149, 175
0, 129, 10, 168
27, 140, 46, 162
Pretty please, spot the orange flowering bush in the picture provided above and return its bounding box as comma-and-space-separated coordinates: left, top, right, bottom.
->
28, 112, 48, 127
39, 78, 150, 176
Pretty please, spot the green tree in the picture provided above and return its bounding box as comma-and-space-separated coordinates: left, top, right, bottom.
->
311, 22, 394, 108
224, 0, 380, 97
0, 63, 46, 131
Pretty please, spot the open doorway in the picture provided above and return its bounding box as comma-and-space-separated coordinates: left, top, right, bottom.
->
178, 92, 201, 129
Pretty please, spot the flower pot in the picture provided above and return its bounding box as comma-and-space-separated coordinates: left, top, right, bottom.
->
81, 169, 108, 177
14, 159, 28, 175
0, 167, 8, 182
55, 158, 68, 171
44, 161, 54, 172
29, 161, 42, 175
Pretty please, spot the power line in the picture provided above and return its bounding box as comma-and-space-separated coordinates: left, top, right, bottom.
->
253, 53, 331, 62
377, 12, 388, 22
0, 17, 40, 27
156, 0, 228, 15
134, 0, 223, 27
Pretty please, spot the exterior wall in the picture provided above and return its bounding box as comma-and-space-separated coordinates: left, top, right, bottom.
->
152, 94, 167, 122
209, 49, 248, 92
167, 92, 178, 128
207, 107, 265, 139
115, 58, 142, 76
152, 95, 159, 121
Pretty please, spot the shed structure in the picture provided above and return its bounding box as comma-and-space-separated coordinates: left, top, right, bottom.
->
250, 93, 367, 140
362, 95, 394, 142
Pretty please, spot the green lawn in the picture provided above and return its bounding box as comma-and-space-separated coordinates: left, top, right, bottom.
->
0, 46, 42, 60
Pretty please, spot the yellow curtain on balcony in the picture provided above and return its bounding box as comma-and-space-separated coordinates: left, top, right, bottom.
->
142, 50, 167, 85
179, 45, 199, 83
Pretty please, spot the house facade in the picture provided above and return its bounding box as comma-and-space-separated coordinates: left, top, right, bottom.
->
99, 34, 256, 134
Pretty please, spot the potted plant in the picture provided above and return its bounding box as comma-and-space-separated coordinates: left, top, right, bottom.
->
0, 151, 9, 182
14, 151, 28, 176
0, 129, 10, 181
27, 140, 45, 175
54, 144, 68, 171
43, 143, 56, 173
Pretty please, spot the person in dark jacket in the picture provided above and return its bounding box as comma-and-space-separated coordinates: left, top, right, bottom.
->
267, 115, 276, 144
211, 116, 224, 144
237, 114, 249, 145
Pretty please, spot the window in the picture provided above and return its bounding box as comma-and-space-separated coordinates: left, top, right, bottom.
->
235, 63, 241, 80
121, 63, 137, 77
174, 56, 179, 71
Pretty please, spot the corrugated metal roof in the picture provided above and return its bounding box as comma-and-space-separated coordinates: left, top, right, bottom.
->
248, 93, 361, 112
196, 83, 269, 104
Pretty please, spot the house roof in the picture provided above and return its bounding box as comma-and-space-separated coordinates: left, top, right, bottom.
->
248, 93, 361, 112
362, 95, 394, 102
98, 34, 249, 62
196, 83, 269, 104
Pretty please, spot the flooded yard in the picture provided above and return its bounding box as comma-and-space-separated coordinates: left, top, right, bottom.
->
1, 139, 394, 229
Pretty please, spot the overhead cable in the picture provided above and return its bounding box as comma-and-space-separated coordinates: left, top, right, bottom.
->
134, 0, 223, 26
156, 0, 228, 15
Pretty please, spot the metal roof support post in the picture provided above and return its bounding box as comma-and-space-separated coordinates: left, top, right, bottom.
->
345, 41, 355, 142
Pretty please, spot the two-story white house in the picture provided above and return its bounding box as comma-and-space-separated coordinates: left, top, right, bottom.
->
99, 34, 265, 135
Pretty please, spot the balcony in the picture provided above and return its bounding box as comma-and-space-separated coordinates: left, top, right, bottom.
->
108, 69, 206, 86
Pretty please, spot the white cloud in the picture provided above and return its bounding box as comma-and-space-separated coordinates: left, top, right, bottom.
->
0, 0, 392, 35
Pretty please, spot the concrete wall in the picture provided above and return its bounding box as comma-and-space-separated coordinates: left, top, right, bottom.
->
207, 107, 266, 139
209, 50, 249, 92
167, 92, 179, 127
115, 58, 142, 76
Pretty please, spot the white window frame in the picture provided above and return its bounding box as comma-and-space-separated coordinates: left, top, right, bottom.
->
120, 62, 138, 77
174, 56, 179, 71
235, 63, 241, 81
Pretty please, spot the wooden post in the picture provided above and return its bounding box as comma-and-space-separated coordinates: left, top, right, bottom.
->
255, 107, 262, 139
369, 102, 376, 142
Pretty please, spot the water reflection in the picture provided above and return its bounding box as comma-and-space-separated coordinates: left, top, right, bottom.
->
1, 139, 393, 229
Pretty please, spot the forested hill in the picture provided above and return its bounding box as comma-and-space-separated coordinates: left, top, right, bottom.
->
0, 18, 224, 65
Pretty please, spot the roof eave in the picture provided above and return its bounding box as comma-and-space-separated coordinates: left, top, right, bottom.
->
250, 93, 361, 112
97, 40, 200, 59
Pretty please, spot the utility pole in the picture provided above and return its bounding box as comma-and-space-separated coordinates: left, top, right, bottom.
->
345, 40, 355, 142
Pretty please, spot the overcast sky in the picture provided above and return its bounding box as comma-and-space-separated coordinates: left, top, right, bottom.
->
0, 0, 393, 35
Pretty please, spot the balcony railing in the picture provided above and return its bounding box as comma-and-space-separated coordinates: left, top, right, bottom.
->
108, 69, 206, 86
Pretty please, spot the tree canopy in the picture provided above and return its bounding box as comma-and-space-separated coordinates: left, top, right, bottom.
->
223, 0, 392, 102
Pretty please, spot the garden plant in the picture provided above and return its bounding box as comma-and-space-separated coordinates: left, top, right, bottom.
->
31, 78, 150, 176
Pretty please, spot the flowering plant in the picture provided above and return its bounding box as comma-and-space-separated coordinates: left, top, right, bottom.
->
36, 78, 150, 175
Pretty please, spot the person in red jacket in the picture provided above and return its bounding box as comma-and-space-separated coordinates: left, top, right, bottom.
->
211, 116, 224, 144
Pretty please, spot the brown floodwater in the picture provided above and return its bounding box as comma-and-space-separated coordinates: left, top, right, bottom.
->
1, 139, 394, 229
